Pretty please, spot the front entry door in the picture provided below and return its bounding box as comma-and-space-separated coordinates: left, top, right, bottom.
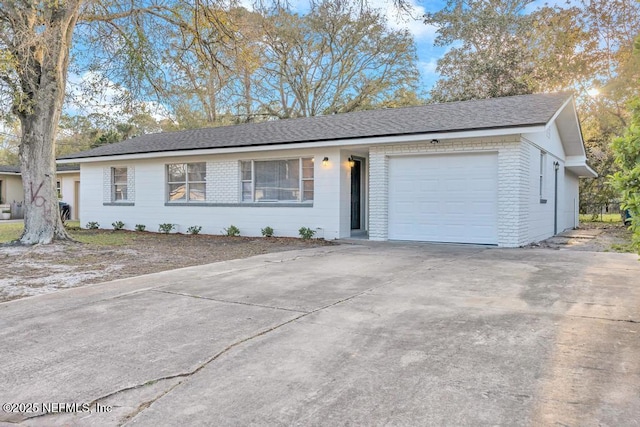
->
350, 159, 361, 229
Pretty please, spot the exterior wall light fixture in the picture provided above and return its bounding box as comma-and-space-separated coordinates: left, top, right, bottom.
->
322, 157, 329, 166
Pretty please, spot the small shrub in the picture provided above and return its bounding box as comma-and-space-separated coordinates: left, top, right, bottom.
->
158, 223, 175, 234
261, 226, 274, 237
112, 220, 125, 230
135, 224, 146, 232
224, 225, 240, 236
86, 221, 99, 230
187, 225, 202, 235
298, 226, 316, 240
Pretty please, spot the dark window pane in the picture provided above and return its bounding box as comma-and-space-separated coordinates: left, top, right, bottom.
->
114, 185, 127, 201
241, 161, 252, 181
113, 167, 127, 184
242, 182, 252, 201
254, 159, 299, 201
188, 163, 206, 182
189, 183, 206, 201
303, 180, 313, 201
168, 184, 186, 201
167, 164, 186, 182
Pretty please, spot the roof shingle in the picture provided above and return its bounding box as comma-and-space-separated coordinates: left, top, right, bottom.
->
58, 93, 571, 160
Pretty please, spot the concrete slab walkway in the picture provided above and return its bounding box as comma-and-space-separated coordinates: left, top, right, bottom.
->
1, 243, 638, 426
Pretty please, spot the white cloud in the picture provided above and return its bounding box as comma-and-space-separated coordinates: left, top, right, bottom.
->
375, 0, 437, 40
418, 58, 438, 74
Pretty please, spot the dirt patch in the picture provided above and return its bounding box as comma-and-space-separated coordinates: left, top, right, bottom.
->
0, 231, 334, 303
527, 223, 633, 252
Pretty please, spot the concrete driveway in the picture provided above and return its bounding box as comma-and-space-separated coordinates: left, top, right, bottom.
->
1, 243, 639, 426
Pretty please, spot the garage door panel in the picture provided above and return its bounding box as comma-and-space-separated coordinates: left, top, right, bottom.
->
388, 153, 498, 244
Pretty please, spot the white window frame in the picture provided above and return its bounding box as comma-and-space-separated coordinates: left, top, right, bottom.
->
56, 180, 62, 199
111, 167, 128, 202
166, 162, 207, 203
240, 158, 314, 203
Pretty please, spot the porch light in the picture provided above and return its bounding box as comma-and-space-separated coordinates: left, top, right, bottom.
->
322, 157, 329, 166
347, 156, 355, 168
430, 139, 439, 144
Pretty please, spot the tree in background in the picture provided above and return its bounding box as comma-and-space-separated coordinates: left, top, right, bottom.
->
610, 98, 640, 251
159, 2, 421, 123
577, 0, 640, 216
610, 32, 640, 251
257, 2, 419, 118
424, 0, 594, 102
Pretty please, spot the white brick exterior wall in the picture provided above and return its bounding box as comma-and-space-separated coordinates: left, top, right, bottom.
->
102, 167, 110, 203
369, 136, 529, 247
126, 166, 135, 201
207, 161, 238, 203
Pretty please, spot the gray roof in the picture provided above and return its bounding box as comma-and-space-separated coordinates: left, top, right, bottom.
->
58, 92, 571, 160
0, 165, 79, 174
0, 165, 20, 173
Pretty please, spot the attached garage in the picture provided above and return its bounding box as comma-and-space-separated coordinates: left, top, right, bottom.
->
388, 152, 498, 244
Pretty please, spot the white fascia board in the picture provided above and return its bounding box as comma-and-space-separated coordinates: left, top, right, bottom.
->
544, 96, 574, 131
565, 156, 597, 178
56, 125, 544, 164
566, 164, 597, 178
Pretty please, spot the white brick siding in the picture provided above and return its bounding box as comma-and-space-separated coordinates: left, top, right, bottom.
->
126, 166, 135, 201
102, 167, 110, 203
369, 136, 529, 247
207, 161, 238, 203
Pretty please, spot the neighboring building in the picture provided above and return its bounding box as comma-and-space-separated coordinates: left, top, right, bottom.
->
0, 166, 22, 206
0, 165, 81, 220
57, 93, 596, 247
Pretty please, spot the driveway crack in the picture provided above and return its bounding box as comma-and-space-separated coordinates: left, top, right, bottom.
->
567, 314, 639, 323
151, 289, 308, 313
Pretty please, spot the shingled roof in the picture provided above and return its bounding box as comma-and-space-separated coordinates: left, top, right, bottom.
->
58, 92, 572, 160
0, 165, 79, 173
0, 165, 20, 173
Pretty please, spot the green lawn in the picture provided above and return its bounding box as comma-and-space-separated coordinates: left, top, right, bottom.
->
0, 221, 136, 245
579, 213, 622, 223
0, 222, 24, 243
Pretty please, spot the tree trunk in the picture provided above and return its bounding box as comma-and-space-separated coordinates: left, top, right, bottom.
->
19, 112, 70, 244
13, 2, 81, 244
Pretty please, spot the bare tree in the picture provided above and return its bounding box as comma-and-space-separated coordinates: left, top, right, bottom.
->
257, 1, 419, 118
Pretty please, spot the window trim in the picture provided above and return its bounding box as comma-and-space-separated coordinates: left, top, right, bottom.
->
240, 157, 314, 204
111, 167, 128, 202
539, 151, 547, 203
166, 162, 207, 203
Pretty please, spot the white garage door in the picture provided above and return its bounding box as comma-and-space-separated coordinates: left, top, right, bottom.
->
388, 152, 498, 244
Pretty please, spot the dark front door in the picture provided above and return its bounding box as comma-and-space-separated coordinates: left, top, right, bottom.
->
351, 159, 361, 229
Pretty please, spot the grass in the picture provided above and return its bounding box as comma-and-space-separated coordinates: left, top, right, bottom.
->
579, 213, 622, 223
0, 222, 23, 243
0, 221, 135, 246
